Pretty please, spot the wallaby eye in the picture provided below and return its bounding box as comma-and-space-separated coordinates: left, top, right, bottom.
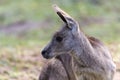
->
56, 36, 63, 42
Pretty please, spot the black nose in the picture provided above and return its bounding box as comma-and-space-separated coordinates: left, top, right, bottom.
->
41, 50, 50, 59
41, 50, 47, 56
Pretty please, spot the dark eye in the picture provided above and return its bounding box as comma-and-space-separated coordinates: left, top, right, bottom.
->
56, 36, 63, 42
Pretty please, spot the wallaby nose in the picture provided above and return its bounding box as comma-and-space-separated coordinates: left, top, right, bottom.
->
41, 50, 47, 56
41, 50, 50, 59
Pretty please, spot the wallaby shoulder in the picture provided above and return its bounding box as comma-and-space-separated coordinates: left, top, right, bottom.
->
39, 58, 68, 80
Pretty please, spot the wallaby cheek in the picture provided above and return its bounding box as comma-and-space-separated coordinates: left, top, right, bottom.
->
64, 41, 73, 50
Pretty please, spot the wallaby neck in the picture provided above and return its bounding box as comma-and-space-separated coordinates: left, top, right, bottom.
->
56, 54, 76, 80
71, 31, 98, 67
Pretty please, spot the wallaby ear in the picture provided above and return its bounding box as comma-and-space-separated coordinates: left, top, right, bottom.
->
53, 4, 79, 30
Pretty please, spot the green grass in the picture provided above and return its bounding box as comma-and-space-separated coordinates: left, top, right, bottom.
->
0, 0, 120, 25
83, 22, 120, 44
0, 25, 59, 47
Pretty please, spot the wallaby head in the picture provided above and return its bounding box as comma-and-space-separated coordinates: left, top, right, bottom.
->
41, 4, 80, 59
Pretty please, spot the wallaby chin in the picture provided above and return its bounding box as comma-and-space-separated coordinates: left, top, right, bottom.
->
40, 4, 116, 80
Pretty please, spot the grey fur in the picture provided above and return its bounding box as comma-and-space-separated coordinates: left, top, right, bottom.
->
39, 5, 116, 80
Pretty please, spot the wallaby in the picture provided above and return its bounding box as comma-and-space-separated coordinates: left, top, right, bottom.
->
39, 4, 116, 80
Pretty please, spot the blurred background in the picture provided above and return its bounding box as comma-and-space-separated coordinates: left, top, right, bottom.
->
0, 0, 120, 80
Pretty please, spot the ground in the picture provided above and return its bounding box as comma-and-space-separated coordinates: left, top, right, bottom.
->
0, 45, 120, 80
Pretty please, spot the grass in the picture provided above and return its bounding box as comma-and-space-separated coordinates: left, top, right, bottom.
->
84, 22, 120, 43
0, 0, 120, 25
0, 46, 43, 80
